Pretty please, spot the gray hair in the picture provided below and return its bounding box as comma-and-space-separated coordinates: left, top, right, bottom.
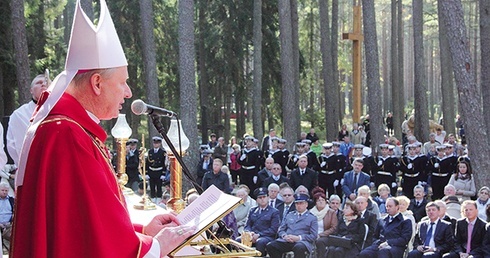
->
0, 182, 10, 189
329, 194, 341, 203
268, 183, 279, 191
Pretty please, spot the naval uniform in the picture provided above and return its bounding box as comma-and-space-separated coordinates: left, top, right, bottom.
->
272, 149, 290, 177
429, 154, 457, 200
238, 147, 263, 193
400, 154, 424, 199
305, 150, 320, 172
318, 153, 337, 196
146, 148, 167, 198
373, 155, 400, 196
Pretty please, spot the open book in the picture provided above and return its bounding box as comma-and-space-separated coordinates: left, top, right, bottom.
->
177, 185, 241, 232
170, 185, 242, 256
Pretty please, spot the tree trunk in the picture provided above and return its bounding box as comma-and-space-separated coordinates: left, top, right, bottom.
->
197, 0, 209, 144
437, 0, 456, 135
412, 0, 429, 143
331, 0, 341, 126
480, 0, 490, 137
252, 0, 263, 142
11, 0, 31, 104
319, 0, 335, 141
391, 0, 401, 140
397, 0, 405, 132
362, 0, 383, 150
139, 0, 159, 139
178, 0, 199, 184
439, 0, 490, 189
290, 0, 301, 138
278, 0, 299, 150
382, 17, 390, 114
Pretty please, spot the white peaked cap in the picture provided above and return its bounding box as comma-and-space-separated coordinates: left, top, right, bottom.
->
16, 0, 127, 187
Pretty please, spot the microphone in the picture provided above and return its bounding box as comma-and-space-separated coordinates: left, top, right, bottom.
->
131, 99, 176, 117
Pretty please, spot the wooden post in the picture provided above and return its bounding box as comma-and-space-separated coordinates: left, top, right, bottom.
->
342, 2, 363, 124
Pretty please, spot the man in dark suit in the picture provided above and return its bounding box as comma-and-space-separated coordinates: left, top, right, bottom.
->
342, 158, 371, 202
408, 202, 454, 258
355, 196, 378, 247
267, 183, 283, 209
445, 200, 487, 258
276, 186, 296, 221
257, 157, 274, 188
289, 155, 318, 192
266, 193, 318, 258
237, 187, 280, 257
262, 163, 289, 188
196, 149, 213, 188
359, 197, 412, 258
409, 185, 428, 223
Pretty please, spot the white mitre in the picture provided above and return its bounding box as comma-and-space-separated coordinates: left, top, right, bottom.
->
16, 0, 127, 187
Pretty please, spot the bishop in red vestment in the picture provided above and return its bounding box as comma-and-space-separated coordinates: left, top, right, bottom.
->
11, 1, 194, 257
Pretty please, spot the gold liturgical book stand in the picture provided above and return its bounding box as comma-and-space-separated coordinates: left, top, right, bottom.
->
168, 185, 261, 257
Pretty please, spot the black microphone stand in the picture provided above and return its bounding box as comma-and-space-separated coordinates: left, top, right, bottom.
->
149, 114, 202, 192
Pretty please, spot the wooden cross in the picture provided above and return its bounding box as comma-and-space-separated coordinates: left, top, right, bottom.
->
342, 1, 363, 124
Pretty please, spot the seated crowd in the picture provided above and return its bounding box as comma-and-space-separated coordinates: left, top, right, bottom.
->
193, 150, 490, 258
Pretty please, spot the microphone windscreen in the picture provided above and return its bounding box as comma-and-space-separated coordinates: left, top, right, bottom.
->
131, 99, 147, 115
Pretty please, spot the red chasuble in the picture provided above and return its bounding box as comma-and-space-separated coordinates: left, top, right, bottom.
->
11, 93, 153, 258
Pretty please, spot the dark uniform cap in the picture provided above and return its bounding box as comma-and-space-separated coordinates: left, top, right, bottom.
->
152, 136, 163, 142
254, 187, 268, 198
128, 138, 139, 144
294, 193, 309, 203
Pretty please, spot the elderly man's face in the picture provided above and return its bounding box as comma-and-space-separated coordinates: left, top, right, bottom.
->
0, 187, 8, 198
298, 157, 308, 169
281, 188, 295, 204
271, 164, 282, 176
98, 66, 132, 120
30, 75, 49, 101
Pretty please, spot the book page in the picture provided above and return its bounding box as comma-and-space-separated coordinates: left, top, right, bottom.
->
177, 185, 241, 233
